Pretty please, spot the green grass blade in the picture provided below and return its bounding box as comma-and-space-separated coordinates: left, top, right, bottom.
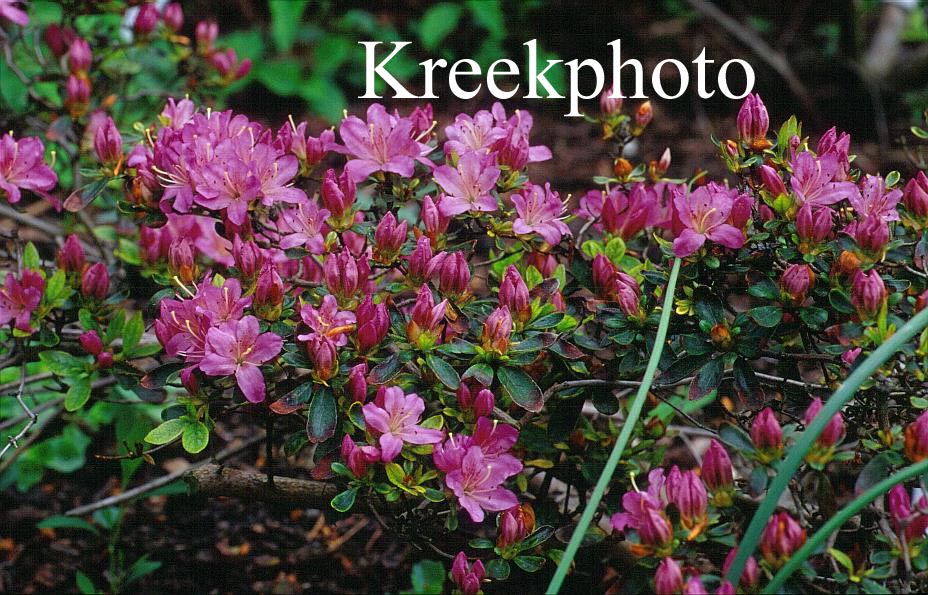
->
724, 305, 928, 587
546, 257, 681, 594
764, 457, 928, 592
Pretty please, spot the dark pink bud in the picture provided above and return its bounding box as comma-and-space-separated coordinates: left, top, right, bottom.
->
905, 411, 928, 463
723, 548, 759, 590
851, 269, 886, 320
255, 263, 285, 320
654, 558, 683, 595
57, 234, 86, 274
635, 101, 653, 131
407, 285, 448, 349
340, 434, 379, 477
420, 194, 450, 244
728, 192, 754, 229
473, 389, 494, 417
139, 226, 170, 264
481, 306, 512, 354
759, 164, 787, 197
804, 397, 845, 449
851, 215, 889, 257
96, 351, 114, 369
306, 335, 337, 382
780, 264, 814, 305
168, 238, 196, 285
451, 552, 484, 595
44, 24, 75, 59
81, 263, 109, 300
496, 507, 530, 550
905, 171, 928, 220
232, 236, 263, 281
93, 117, 123, 166
842, 347, 862, 367
195, 20, 218, 53
683, 576, 708, 595
760, 511, 806, 569
180, 367, 200, 395
409, 104, 434, 138
600, 85, 623, 116
406, 237, 433, 285
737, 93, 769, 149
163, 2, 183, 32
701, 440, 734, 506
79, 330, 103, 356
796, 203, 833, 248
347, 363, 368, 402
134, 3, 159, 35
665, 467, 708, 534
373, 212, 408, 263
492, 126, 530, 170
715, 581, 736, 595
499, 265, 531, 324
888, 484, 912, 528
592, 253, 618, 299
638, 505, 674, 548
429, 251, 470, 297
67, 37, 92, 72
321, 168, 356, 223
758, 204, 775, 222
65, 74, 90, 113
356, 295, 389, 353
210, 48, 250, 80
324, 248, 370, 303
751, 407, 783, 463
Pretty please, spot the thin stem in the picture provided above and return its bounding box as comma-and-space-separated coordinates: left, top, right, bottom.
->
764, 457, 928, 593
547, 258, 681, 594
724, 304, 928, 587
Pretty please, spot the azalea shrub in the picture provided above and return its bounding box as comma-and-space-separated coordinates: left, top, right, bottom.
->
7, 3, 928, 595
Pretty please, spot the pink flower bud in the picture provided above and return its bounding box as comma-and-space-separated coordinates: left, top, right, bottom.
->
665, 467, 708, 537
715, 581, 735, 595
760, 511, 806, 569
751, 408, 783, 463
79, 330, 103, 356
406, 237, 433, 285
340, 434, 379, 477
493, 126, 530, 170
195, 20, 218, 53
44, 24, 75, 59
850, 215, 889, 258
702, 440, 734, 506
421, 194, 450, 244
759, 164, 787, 197
373, 212, 408, 263
737, 93, 770, 150
638, 505, 674, 549
67, 37, 92, 73
481, 306, 512, 354
347, 363, 368, 403
321, 168, 356, 224
57, 234, 86, 274
96, 351, 114, 369
654, 558, 684, 595
758, 204, 775, 222
905, 171, 928, 220
804, 397, 845, 450
796, 203, 833, 248
93, 116, 123, 167
888, 484, 912, 528
600, 85, 623, 116
499, 265, 531, 324
851, 269, 886, 320
134, 3, 159, 35
81, 263, 109, 300
635, 101, 653, 131
255, 263, 285, 320
614, 271, 642, 317
407, 285, 448, 349
232, 236, 263, 281
474, 389, 494, 417
209, 48, 251, 80
324, 248, 370, 303
683, 576, 708, 595
496, 506, 531, 550
780, 263, 814, 305
592, 253, 618, 299
842, 347, 862, 367
168, 238, 196, 285
306, 335, 337, 382
163, 2, 183, 32
180, 368, 199, 395
451, 552, 484, 595
65, 74, 90, 114
356, 295, 388, 353
428, 251, 470, 297
409, 104, 433, 138
723, 548, 759, 590
905, 411, 928, 463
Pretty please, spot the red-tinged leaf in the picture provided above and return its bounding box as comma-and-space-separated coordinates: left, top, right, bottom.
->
270, 381, 313, 415
498, 366, 543, 412
64, 178, 110, 212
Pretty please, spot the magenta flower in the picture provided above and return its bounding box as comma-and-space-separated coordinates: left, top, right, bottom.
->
817, 126, 851, 181
337, 103, 425, 182
427, 250, 470, 296
199, 316, 283, 403
0, 0, 29, 25
490, 102, 552, 164
0, 271, 44, 333
193, 277, 252, 326
499, 265, 531, 324
355, 295, 389, 353
611, 482, 674, 555
444, 110, 505, 157
512, 182, 571, 246
665, 466, 708, 535
323, 247, 371, 303
279, 201, 330, 253
671, 186, 746, 257
601, 184, 661, 240
789, 152, 860, 208
0, 134, 58, 203
760, 511, 806, 569
340, 435, 380, 478
451, 552, 485, 595
445, 445, 520, 522
654, 558, 684, 595
298, 294, 356, 346
434, 151, 500, 216
850, 175, 902, 222
361, 387, 444, 462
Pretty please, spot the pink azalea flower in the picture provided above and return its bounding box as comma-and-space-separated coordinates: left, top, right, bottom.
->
165, 214, 233, 266
0, 271, 44, 333
789, 152, 860, 208
192, 277, 252, 325
0, 134, 58, 203
671, 186, 746, 257
443, 110, 505, 157
154, 298, 212, 364
199, 315, 283, 403
850, 175, 902, 222
490, 102, 552, 164
445, 445, 520, 522
336, 103, 425, 182
298, 294, 356, 346
0, 0, 28, 25
279, 201, 330, 253
601, 183, 661, 240
511, 182, 570, 245
362, 387, 444, 462
433, 151, 500, 216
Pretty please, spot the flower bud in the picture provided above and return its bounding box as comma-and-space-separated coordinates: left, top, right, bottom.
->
758, 204, 775, 222
803, 398, 845, 468
429, 250, 470, 297
779, 263, 814, 305
347, 363, 368, 402
842, 347, 861, 367
665, 467, 708, 538
167, 238, 196, 285
96, 351, 114, 369
341, 435, 379, 478
905, 171, 928, 223
232, 236, 263, 281
613, 157, 633, 178
600, 85, 623, 116
373, 212, 408, 263
715, 581, 735, 595
638, 505, 674, 550
722, 548, 759, 590
407, 285, 448, 350
905, 411, 928, 463
451, 552, 484, 595
850, 215, 889, 259
493, 127, 530, 171
321, 168, 356, 228
406, 237, 433, 285
830, 250, 861, 281
796, 203, 832, 251
760, 511, 806, 569
702, 439, 734, 507
888, 484, 912, 528
180, 367, 200, 395
499, 265, 531, 325
81, 262, 109, 300
57, 234, 86, 274
44, 24, 75, 59
851, 269, 886, 321
356, 295, 389, 353
654, 558, 684, 595
195, 20, 218, 54
592, 254, 618, 298
683, 576, 708, 595
93, 116, 124, 168
306, 335, 337, 382
134, 3, 159, 35
163, 3, 183, 32
497, 506, 532, 550
633, 101, 653, 135
737, 93, 770, 150
65, 74, 91, 116
481, 306, 512, 354
409, 104, 433, 138
751, 407, 783, 463
67, 37, 92, 73
474, 389, 494, 417
255, 263, 285, 321
79, 330, 104, 356
759, 164, 787, 198
324, 248, 370, 304
421, 194, 450, 245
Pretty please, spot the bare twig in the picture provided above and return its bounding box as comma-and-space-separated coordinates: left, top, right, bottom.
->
0, 203, 62, 237
0, 362, 36, 460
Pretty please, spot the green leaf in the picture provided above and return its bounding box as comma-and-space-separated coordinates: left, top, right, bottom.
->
385, 462, 407, 487
419, 3, 463, 50
718, 423, 756, 454
466, 0, 505, 38
408, 559, 446, 594
799, 306, 829, 329
331, 487, 359, 512
140, 362, 185, 389
520, 525, 555, 549
426, 354, 460, 389
654, 353, 712, 386
486, 558, 510, 580
513, 555, 546, 572
63, 178, 110, 212
75, 571, 97, 595
182, 421, 209, 454
269, 0, 309, 52
749, 305, 782, 328
39, 350, 83, 376
306, 388, 337, 443
461, 363, 494, 386
688, 358, 724, 400
270, 381, 313, 414
369, 354, 402, 384
124, 555, 162, 585
854, 452, 893, 495
747, 278, 779, 300
23, 242, 41, 271
144, 418, 187, 445
469, 537, 495, 549
498, 366, 543, 412
37, 515, 99, 535
604, 236, 626, 264
123, 311, 144, 353
255, 59, 303, 96
64, 377, 92, 411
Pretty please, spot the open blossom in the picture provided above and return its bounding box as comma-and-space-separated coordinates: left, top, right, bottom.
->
790, 151, 860, 208
340, 435, 380, 478
850, 175, 902, 222
512, 183, 570, 246
209, 48, 252, 80
199, 315, 283, 403
336, 103, 425, 181
362, 387, 443, 462
601, 184, 661, 240
671, 186, 746, 257
445, 445, 520, 523
817, 126, 851, 180
433, 150, 500, 216
0, 271, 44, 333
611, 469, 673, 556
279, 201, 329, 253
0, 0, 29, 25
0, 134, 58, 203
298, 295, 355, 346
444, 109, 505, 157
